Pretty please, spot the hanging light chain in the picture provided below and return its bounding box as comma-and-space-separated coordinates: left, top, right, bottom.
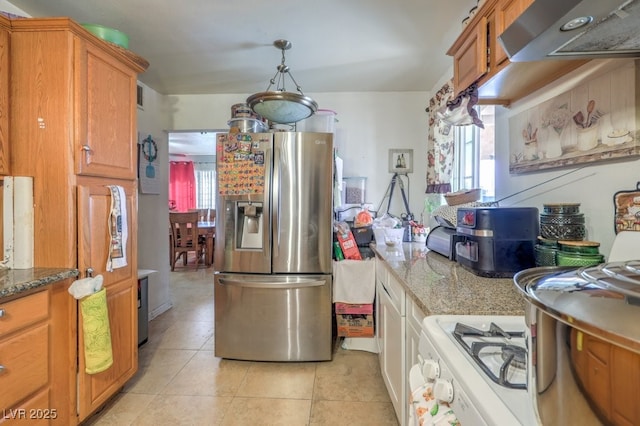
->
264, 42, 305, 94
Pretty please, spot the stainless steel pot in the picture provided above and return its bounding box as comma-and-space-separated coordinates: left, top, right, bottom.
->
514, 262, 640, 426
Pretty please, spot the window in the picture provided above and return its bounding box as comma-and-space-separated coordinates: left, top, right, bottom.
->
452, 105, 495, 201
194, 161, 216, 209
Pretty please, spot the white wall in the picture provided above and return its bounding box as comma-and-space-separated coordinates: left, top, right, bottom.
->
494, 59, 640, 256
136, 82, 173, 319
167, 92, 431, 221
137, 91, 430, 318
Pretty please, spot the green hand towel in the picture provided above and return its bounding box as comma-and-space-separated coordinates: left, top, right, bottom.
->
80, 287, 114, 374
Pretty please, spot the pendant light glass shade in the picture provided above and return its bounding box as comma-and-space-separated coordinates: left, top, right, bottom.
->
247, 40, 317, 124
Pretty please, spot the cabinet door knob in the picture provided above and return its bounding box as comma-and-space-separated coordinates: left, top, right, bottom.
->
0, 308, 4, 318
82, 144, 92, 152
86, 268, 94, 278
0, 365, 5, 375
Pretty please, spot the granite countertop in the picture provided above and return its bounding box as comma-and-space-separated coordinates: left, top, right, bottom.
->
371, 243, 526, 316
0, 268, 80, 300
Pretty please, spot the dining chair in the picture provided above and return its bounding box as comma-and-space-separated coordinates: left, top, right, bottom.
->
169, 211, 206, 271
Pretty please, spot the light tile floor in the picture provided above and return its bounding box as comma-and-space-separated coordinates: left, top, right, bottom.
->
85, 267, 398, 425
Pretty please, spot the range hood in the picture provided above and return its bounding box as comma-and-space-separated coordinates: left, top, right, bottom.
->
499, 0, 640, 61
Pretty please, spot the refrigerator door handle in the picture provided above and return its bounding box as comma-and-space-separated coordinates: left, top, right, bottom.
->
273, 142, 281, 258
218, 277, 326, 289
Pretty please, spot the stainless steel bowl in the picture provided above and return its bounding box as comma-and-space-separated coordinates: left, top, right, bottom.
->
227, 118, 268, 133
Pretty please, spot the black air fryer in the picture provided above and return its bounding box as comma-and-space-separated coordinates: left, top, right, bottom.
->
455, 207, 539, 278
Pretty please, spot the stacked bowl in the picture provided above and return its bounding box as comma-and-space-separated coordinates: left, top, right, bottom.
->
539, 203, 586, 241
534, 203, 604, 268
533, 236, 559, 267
555, 240, 605, 267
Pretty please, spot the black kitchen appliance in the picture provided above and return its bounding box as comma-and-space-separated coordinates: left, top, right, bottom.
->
455, 207, 539, 278
426, 225, 464, 260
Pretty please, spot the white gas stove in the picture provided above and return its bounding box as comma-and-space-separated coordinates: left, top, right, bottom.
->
409, 315, 538, 426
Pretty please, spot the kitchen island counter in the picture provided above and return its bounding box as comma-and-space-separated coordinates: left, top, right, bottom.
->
0, 268, 79, 300
372, 243, 525, 316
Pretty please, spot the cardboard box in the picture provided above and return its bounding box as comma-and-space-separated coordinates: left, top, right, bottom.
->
335, 302, 373, 315
336, 313, 374, 337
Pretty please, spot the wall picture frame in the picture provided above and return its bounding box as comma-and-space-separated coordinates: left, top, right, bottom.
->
508, 59, 640, 174
389, 149, 413, 174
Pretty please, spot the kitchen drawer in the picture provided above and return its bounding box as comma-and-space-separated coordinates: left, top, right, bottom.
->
382, 273, 406, 316
2, 388, 51, 425
0, 322, 49, 410
0, 290, 49, 336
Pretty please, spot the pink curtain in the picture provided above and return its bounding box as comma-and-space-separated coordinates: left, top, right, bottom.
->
169, 161, 196, 211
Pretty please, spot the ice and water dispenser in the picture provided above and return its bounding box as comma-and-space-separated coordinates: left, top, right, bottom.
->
236, 202, 263, 249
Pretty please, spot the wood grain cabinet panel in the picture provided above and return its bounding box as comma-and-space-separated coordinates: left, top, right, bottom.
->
610, 345, 640, 426
9, 17, 145, 424
75, 40, 138, 179
0, 17, 9, 175
76, 180, 138, 420
493, 0, 534, 67
449, 16, 488, 95
585, 334, 611, 420
0, 289, 50, 418
447, 0, 586, 104
571, 329, 640, 425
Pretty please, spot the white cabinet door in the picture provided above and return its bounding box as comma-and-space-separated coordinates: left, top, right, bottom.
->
405, 298, 426, 426
378, 276, 405, 423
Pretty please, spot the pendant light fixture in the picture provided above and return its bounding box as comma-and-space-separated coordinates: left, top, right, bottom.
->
247, 39, 318, 124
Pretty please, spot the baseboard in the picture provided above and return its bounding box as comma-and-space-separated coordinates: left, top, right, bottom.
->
149, 302, 173, 321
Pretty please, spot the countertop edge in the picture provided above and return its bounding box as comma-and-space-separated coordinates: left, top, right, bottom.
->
0, 268, 80, 300
370, 243, 525, 316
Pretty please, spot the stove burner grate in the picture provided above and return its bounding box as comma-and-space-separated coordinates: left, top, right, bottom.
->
501, 344, 527, 370
453, 322, 527, 390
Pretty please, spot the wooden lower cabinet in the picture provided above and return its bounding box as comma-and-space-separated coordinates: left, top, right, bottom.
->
77, 179, 138, 421
0, 289, 50, 423
2, 389, 51, 425
77, 281, 136, 419
571, 328, 640, 425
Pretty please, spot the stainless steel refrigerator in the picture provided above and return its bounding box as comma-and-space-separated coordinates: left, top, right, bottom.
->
214, 131, 334, 361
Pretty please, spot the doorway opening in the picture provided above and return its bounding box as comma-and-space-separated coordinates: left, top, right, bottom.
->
168, 130, 225, 212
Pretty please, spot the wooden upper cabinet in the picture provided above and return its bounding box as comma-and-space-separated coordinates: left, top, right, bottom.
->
494, 0, 534, 67
10, 18, 145, 181
75, 39, 139, 179
0, 16, 9, 175
447, 0, 588, 104
450, 16, 488, 97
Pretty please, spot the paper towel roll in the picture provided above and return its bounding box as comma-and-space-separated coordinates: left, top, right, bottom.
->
12, 177, 34, 269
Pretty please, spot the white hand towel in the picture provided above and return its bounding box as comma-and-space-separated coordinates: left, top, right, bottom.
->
332, 258, 376, 304
106, 185, 128, 272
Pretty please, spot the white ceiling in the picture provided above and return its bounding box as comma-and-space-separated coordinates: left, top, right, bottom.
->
167, 130, 222, 157
8, 0, 474, 155
8, 0, 471, 95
